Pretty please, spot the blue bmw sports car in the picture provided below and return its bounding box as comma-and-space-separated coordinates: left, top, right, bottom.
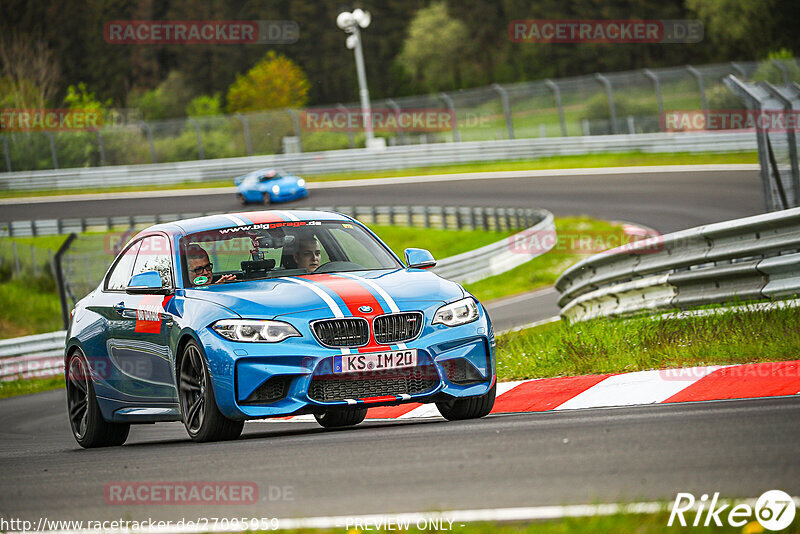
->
234, 168, 307, 205
65, 210, 496, 447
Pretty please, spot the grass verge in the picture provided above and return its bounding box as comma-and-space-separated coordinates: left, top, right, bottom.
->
495, 304, 800, 381
0, 277, 63, 338
372, 224, 515, 260
1, 151, 756, 199
465, 216, 626, 302
0, 376, 63, 399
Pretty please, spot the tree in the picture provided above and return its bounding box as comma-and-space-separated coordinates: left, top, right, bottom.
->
226, 51, 310, 112
752, 49, 800, 83
0, 32, 60, 109
128, 71, 196, 121
63, 82, 111, 112
186, 94, 222, 117
396, 2, 469, 91
686, 0, 800, 60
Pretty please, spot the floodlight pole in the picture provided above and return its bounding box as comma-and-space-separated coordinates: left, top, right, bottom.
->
351, 26, 374, 145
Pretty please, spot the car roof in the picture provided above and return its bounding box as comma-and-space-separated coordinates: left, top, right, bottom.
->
135, 210, 355, 238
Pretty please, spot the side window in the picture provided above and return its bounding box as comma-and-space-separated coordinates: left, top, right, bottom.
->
106, 241, 141, 291
131, 235, 173, 288
328, 229, 380, 268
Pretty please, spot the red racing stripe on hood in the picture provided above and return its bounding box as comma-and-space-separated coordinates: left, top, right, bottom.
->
304, 273, 391, 353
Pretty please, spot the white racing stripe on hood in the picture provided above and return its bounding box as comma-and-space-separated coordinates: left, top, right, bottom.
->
279, 276, 350, 354
276, 210, 300, 221
223, 214, 248, 226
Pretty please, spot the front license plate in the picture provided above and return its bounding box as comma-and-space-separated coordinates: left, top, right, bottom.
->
333, 349, 418, 374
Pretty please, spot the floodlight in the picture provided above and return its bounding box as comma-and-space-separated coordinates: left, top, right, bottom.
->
336, 11, 354, 30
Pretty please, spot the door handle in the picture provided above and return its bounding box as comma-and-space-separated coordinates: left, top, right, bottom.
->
114, 302, 125, 315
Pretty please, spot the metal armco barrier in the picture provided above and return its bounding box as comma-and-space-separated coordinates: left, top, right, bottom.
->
555, 207, 800, 322
0, 131, 755, 192
0, 331, 66, 381
432, 210, 554, 284
2, 206, 552, 377
2, 205, 544, 237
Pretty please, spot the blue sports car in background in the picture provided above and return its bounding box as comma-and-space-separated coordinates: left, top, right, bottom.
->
64, 210, 496, 447
234, 168, 308, 205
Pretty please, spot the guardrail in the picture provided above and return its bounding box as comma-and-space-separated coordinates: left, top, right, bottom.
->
555, 207, 800, 322
432, 210, 554, 284
0, 131, 755, 192
2, 206, 553, 378
2, 205, 545, 237
0, 331, 66, 380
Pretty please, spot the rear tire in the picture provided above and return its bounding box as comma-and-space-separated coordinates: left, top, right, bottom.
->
66, 350, 130, 448
179, 340, 244, 442
236, 193, 247, 206
436, 383, 496, 421
314, 408, 368, 428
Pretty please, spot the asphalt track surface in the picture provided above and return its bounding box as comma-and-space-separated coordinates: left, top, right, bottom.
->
1, 168, 763, 330
2, 167, 784, 525
0, 390, 798, 523
2, 169, 761, 233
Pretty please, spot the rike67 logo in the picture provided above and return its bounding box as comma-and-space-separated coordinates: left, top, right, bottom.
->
669, 490, 796, 531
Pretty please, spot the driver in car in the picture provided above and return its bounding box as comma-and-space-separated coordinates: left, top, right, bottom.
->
293, 235, 321, 273
186, 244, 236, 285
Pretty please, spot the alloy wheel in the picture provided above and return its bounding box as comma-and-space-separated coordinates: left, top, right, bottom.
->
180, 344, 207, 434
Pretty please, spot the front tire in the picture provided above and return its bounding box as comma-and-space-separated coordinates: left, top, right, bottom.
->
66, 350, 130, 448
179, 340, 244, 442
314, 408, 368, 428
436, 383, 496, 421
262, 193, 272, 206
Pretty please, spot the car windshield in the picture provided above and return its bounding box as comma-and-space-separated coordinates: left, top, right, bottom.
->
258, 170, 283, 182
179, 220, 402, 286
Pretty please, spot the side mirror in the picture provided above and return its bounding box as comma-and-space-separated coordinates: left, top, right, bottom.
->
404, 248, 436, 269
126, 270, 171, 295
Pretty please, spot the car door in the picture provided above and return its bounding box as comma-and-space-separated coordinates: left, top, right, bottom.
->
105, 234, 177, 402
82, 238, 140, 397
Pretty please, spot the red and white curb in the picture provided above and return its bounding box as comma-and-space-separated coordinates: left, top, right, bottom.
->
262, 360, 800, 422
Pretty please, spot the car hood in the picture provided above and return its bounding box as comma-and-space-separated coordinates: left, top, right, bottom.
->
271, 176, 301, 188
184, 269, 464, 319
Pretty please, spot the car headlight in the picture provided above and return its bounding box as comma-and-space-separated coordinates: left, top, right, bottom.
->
212, 319, 300, 342
272, 185, 280, 194
297, 178, 306, 187
432, 297, 479, 327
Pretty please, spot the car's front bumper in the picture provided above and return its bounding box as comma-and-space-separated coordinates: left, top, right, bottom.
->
199, 313, 495, 420
270, 188, 308, 203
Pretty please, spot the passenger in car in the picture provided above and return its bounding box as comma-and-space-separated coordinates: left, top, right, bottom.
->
293, 236, 321, 273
